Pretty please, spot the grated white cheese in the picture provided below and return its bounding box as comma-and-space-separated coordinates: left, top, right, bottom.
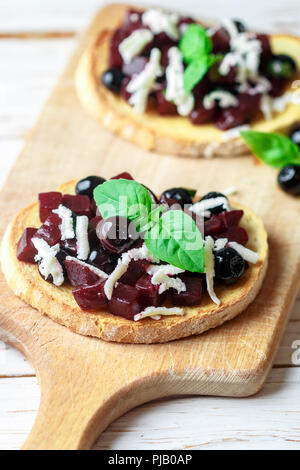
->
190, 197, 230, 216
147, 264, 186, 294
127, 48, 163, 114
76, 215, 90, 260
165, 47, 195, 116
228, 241, 259, 264
214, 238, 228, 251
142, 8, 179, 40
260, 94, 273, 120
52, 204, 74, 240
204, 236, 220, 305
118, 29, 153, 64
104, 244, 160, 300
134, 306, 184, 321
221, 125, 250, 141
32, 238, 64, 287
261, 91, 300, 120
65, 256, 108, 279
203, 90, 239, 110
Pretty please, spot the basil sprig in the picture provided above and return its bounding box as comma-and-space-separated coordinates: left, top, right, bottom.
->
179, 24, 222, 94
94, 179, 204, 273
241, 131, 300, 168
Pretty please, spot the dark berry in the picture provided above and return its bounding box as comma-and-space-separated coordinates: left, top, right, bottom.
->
76, 176, 106, 199
278, 164, 300, 196
101, 68, 124, 93
290, 127, 300, 148
267, 54, 297, 80
96, 216, 138, 255
160, 188, 193, 208
200, 192, 228, 215
214, 247, 246, 284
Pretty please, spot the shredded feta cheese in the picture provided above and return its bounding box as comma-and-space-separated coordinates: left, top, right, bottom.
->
118, 29, 153, 64
228, 241, 259, 264
127, 48, 163, 114
52, 204, 74, 240
65, 256, 108, 279
260, 94, 273, 120
142, 9, 179, 40
190, 197, 230, 216
147, 264, 186, 294
214, 238, 228, 251
165, 47, 195, 116
204, 236, 220, 305
203, 90, 239, 110
32, 238, 64, 287
76, 215, 90, 260
134, 306, 184, 321
104, 259, 129, 300
261, 91, 300, 120
221, 125, 250, 141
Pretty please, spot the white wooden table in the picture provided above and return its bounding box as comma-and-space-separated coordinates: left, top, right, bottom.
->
0, 0, 300, 450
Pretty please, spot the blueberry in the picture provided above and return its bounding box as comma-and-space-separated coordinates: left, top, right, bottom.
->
278, 164, 300, 196
101, 68, 124, 93
214, 247, 245, 284
267, 54, 297, 79
160, 188, 193, 208
290, 127, 300, 148
76, 176, 106, 199
200, 191, 228, 215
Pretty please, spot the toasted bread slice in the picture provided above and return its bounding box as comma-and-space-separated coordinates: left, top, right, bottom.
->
75, 3, 300, 158
1, 180, 268, 344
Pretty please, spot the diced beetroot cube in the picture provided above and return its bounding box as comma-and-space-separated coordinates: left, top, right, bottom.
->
136, 274, 161, 308
122, 56, 148, 76
62, 194, 91, 218
64, 258, 99, 286
219, 226, 249, 245
170, 276, 203, 306
110, 172, 134, 180
211, 27, 230, 53
38, 192, 62, 223
123, 9, 143, 30
91, 199, 97, 217
35, 214, 61, 246
119, 260, 148, 286
109, 283, 143, 320
60, 238, 77, 256
218, 210, 244, 228
190, 104, 216, 125
156, 91, 177, 116
73, 280, 107, 310
88, 228, 99, 250
17, 227, 38, 262
204, 214, 224, 236
109, 28, 128, 68
89, 216, 103, 230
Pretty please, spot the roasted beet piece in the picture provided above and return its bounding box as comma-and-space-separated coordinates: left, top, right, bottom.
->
108, 28, 128, 68
268, 77, 286, 97
119, 260, 148, 286
62, 194, 91, 218
64, 258, 100, 286
156, 91, 177, 115
110, 171, 134, 180
35, 214, 61, 246
136, 273, 161, 308
38, 192, 62, 223
216, 93, 261, 130
109, 283, 143, 320
170, 276, 203, 306
256, 33, 272, 61
60, 238, 77, 256
17, 227, 38, 262
218, 226, 248, 245
89, 216, 103, 230
211, 27, 230, 53
190, 104, 216, 124
73, 279, 107, 310
204, 214, 224, 236
218, 210, 243, 228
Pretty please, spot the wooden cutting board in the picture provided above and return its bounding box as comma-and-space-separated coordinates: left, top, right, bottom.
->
1, 4, 300, 450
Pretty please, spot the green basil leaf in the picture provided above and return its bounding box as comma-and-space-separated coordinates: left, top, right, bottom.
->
93, 179, 153, 231
183, 56, 209, 94
179, 24, 212, 64
145, 210, 204, 273
241, 131, 300, 168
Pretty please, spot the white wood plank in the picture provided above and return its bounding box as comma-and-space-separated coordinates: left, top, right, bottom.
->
0, 369, 299, 450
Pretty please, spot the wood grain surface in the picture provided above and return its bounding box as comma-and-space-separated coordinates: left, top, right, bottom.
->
1, 0, 300, 451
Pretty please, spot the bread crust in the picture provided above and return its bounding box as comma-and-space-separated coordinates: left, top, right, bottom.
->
75, 3, 300, 158
1, 180, 268, 344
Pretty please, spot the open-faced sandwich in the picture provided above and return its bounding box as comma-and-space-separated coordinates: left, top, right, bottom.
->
75, 4, 300, 158
1, 172, 268, 343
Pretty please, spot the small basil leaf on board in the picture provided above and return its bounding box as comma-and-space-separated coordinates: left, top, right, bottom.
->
183, 56, 209, 94
241, 131, 300, 168
93, 179, 153, 231
179, 24, 212, 64
145, 210, 204, 273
